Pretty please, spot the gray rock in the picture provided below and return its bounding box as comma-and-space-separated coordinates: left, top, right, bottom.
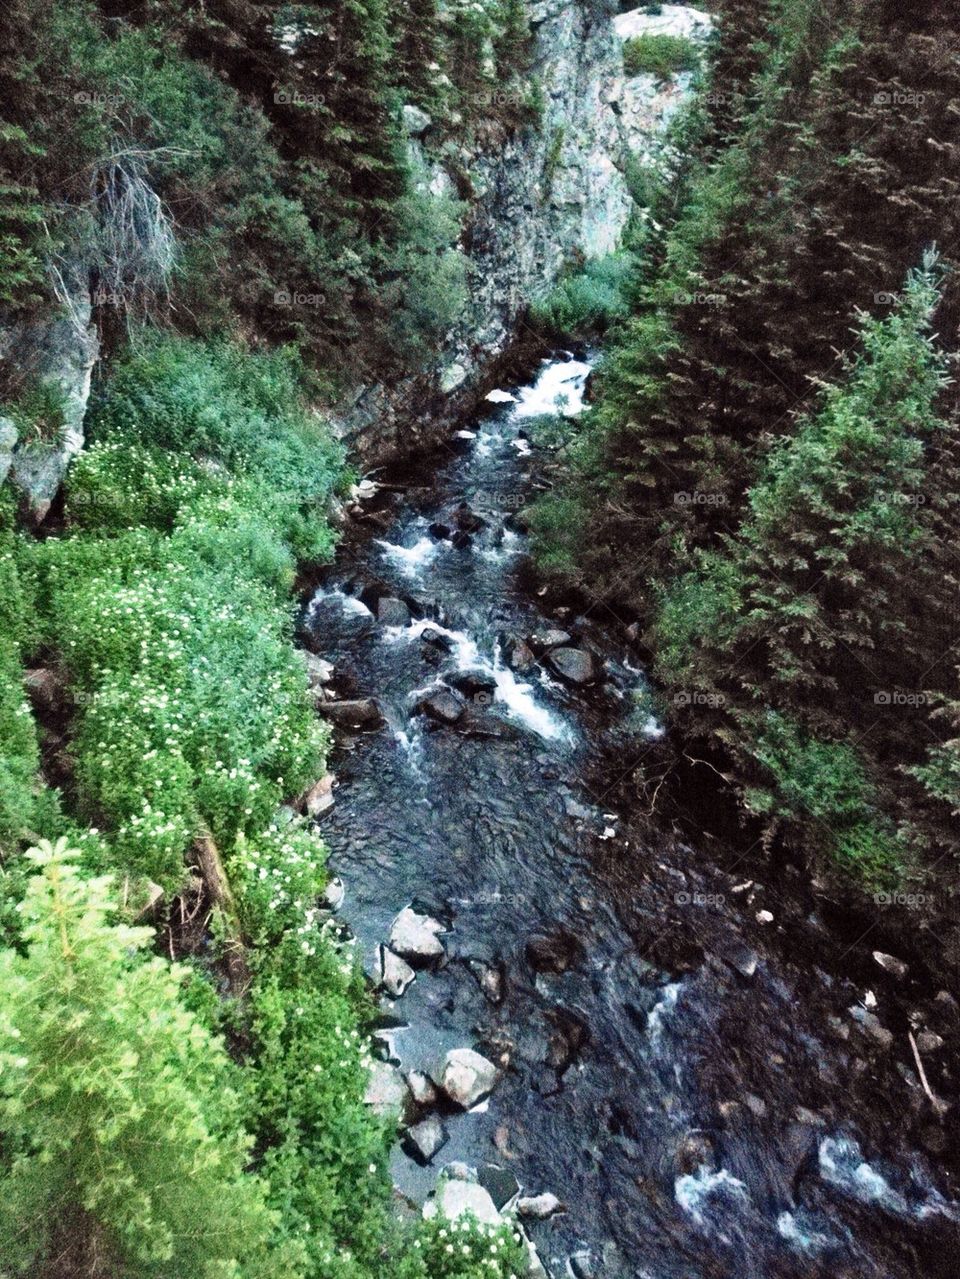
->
300, 773, 335, 817
518, 1192, 563, 1218
389, 906, 446, 963
568, 1251, 596, 1279
529, 628, 572, 653
363, 1061, 410, 1116
406, 1069, 438, 1108
436, 1047, 499, 1109
417, 688, 465, 725
423, 1179, 502, 1226
508, 639, 536, 672
377, 596, 411, 627
301, 651, 335, 689
402, 103, 433, 135
316, 698, 384, 729
722, 943, 759, 980
403, 1114, 447, 1163
873, 951, 909, 981
917, 1030, 945, 1054
0, 417, 16, 486
379, 946, 416, 998
548, 647, 596, 685
322, 876, 345, 912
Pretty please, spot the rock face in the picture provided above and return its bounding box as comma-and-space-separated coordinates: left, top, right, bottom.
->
3, 275, 99, 523
403, 1114, 447, 1164
423, 1178, 502, 1226
334, 5, 711, 465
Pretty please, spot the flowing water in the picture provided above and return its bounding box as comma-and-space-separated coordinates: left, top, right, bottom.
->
304, 354, 960, 1279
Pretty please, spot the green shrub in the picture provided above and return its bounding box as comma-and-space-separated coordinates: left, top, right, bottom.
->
623, 34, 699, 79
530, 254, 634, 337
0, 840, 292, 1279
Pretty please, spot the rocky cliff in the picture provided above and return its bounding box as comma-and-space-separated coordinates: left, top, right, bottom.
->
335, 2, 710, 465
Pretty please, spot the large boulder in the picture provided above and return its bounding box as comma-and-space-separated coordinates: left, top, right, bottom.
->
389, 906, 446, 964
363, 1062, 410, 1117
379, 946, 416, 998
403, 1114, 447, 1164
316, 698, 384, 729
423, 1178, 502, 1226
0, 417, 16, 486
377, 596, 411, 627
547, 647, 596, 685
435, 1047, 499, 1109
416, 688, 465, 725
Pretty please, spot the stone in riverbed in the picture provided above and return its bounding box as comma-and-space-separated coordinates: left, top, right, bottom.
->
526, 929, 585, 974
508, 638, 536, 672
423, 1179, 501, 1226
517, 1192, 562, 1218
316, 698, 384, 729
435, 1047, 499, 1109
528, 628, 572, 653
873, 950, 909, 981
363, 1061, 410, 1116
406, 1069, 438, 1108
389, 906, 446, 963
301, 651, 335, 689
453, 501, 488, 533
417, 688, 465, 725
377, 596, 411, 626
403, 1114, 447, 1164
478, 1164, 520, 1210
379, 946, 416, 997
547, 647, 596, 685
322, 876, 345, 912
300, 773, 335, 817
721, 942, 759, 980
448, 668, 497, 700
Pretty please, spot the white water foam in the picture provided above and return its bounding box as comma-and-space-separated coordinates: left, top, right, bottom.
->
308, 587, 373, 619
485, 388, 517, 404
375, 535, 442, 579
675, 1166, 748, 1227
512, 357, 593, 419
818, 1136, 959, 1221
388, 620, 573, 743
647, 981, 682, 1046
776, 1210, 832, 1254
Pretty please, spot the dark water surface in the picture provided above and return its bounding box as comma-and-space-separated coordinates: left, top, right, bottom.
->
305, 355, 960, 1279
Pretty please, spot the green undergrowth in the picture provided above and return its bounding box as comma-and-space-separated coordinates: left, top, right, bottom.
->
0, 331, 528, 1276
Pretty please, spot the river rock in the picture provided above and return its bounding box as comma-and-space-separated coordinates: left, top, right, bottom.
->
300, 773, 335, 817
428, 521, 451, 541
420, 625, 454, 650
529, 628, 572, 653
317, 698, 384, 729
873, 950, 909, 981
406, 1069, 438, 1107
436, 1047, 499, 1109
448, 668, 497, 701
403, 1114, 447, 1164
508, 638, 536, 672
402, 103, 432, 135
451, 529, 473, 550
417, 688, 465, 725
547, 647, 596, 685
453, 501, 488, 533
301, 651, 335, 689
23, 667, 67, 714
568, 1251, 596, 1279
721, 942, 759, 980
423, 1179, 502, 1226
379, 946, 416, 997
389, 906, 446, 963
377, 596, 411, 626
363, 1061, 410, 1116
917, 1030, 944, 1053
322, 876, 345, 911
517, 1192, 562, 1218
0, 417, 16, 486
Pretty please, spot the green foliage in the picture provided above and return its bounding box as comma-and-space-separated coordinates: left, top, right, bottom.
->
0, 635, 40, 855
0, 840, 288, 1279
1, 381, 67, 448
530, 254, 634, 337
623, 34, 699, 79
403, 1212, 529, 1278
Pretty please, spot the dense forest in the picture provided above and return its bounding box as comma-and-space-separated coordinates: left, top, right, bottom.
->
2, 0, 960, 1274
533, 0, 960, 961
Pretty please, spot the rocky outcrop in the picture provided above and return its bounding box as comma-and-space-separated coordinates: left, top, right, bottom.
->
334, 3, 711, 465
2, 276, 99, 523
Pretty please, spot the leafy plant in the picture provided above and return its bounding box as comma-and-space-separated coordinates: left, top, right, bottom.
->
623, 34, 699, 79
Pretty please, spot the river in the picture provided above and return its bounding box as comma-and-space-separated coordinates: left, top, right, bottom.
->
302, 353, 960, 1279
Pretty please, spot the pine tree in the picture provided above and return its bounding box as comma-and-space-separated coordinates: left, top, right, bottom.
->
0, 841, 289, 1279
